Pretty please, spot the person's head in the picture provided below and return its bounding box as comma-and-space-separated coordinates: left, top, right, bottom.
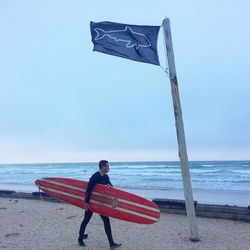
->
99, 160, 109, 173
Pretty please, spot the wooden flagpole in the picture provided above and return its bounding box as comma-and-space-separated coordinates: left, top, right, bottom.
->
162, 18, 199, 241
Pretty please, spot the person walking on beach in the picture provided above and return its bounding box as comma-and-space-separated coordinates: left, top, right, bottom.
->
78, 160, 122, 249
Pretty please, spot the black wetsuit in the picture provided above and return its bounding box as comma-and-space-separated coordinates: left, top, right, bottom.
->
79, 171, 115, 246
85, 171, 113, 203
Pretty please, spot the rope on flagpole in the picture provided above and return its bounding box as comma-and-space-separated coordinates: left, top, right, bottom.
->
160, 65, 169, 76
160, 24, 170, 77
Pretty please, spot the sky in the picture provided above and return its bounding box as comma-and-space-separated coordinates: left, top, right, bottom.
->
0, 0, 250, 163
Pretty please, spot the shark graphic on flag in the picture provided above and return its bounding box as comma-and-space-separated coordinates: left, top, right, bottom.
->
90, 21, 160, 65
94, 26, 152, 50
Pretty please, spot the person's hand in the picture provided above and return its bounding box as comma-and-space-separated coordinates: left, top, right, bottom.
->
84, 202, 90, 211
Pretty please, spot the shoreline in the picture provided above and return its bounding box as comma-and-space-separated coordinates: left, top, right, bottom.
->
1, 183, 250, 207
123, 188, 250, 207
1, 189, 250, 222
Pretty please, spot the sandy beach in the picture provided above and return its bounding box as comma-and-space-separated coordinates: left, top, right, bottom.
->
1, 197, 250, 250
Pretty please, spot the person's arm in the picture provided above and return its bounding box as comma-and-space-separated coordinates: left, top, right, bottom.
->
107, 175, 113, 187
85, 174, 98, 204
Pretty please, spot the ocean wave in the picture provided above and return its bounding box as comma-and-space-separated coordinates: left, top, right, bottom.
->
190, 169, 223, 174
112, 166, 180, 170
1, 161, 250, 192
229, 169, 250, 174
202, 164, 215, 167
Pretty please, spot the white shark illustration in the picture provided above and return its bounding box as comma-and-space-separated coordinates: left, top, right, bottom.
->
94, 26, 151, 50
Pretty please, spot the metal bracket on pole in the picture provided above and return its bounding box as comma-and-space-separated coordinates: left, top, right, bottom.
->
162, 18, 200, 241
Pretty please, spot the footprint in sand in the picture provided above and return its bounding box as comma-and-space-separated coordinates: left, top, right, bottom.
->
5, 233, 19, 238
66, 215, 77, 219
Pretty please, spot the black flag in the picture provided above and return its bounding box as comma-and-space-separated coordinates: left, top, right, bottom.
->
90, 21, 160, 65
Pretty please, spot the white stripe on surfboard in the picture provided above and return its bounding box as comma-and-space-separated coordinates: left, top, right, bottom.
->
40, 186, 158, 222
40, 179, 84, 191
91, 200, 158, 222
39, 179, 159, 213
42, 186, 84, 201
91, 191, 159, 213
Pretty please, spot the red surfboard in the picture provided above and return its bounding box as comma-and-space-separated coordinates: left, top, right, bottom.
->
35, 177, 160, 224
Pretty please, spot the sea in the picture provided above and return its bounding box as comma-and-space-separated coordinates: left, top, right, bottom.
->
1, 161, 250, 206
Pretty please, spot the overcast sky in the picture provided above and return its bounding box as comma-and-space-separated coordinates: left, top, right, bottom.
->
0, 0, 250, 163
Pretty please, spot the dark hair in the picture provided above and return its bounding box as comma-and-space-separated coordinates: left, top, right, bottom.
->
99, 160, 109, 169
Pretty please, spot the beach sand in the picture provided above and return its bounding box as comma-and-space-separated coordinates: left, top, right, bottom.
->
0, 197, 250, 250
